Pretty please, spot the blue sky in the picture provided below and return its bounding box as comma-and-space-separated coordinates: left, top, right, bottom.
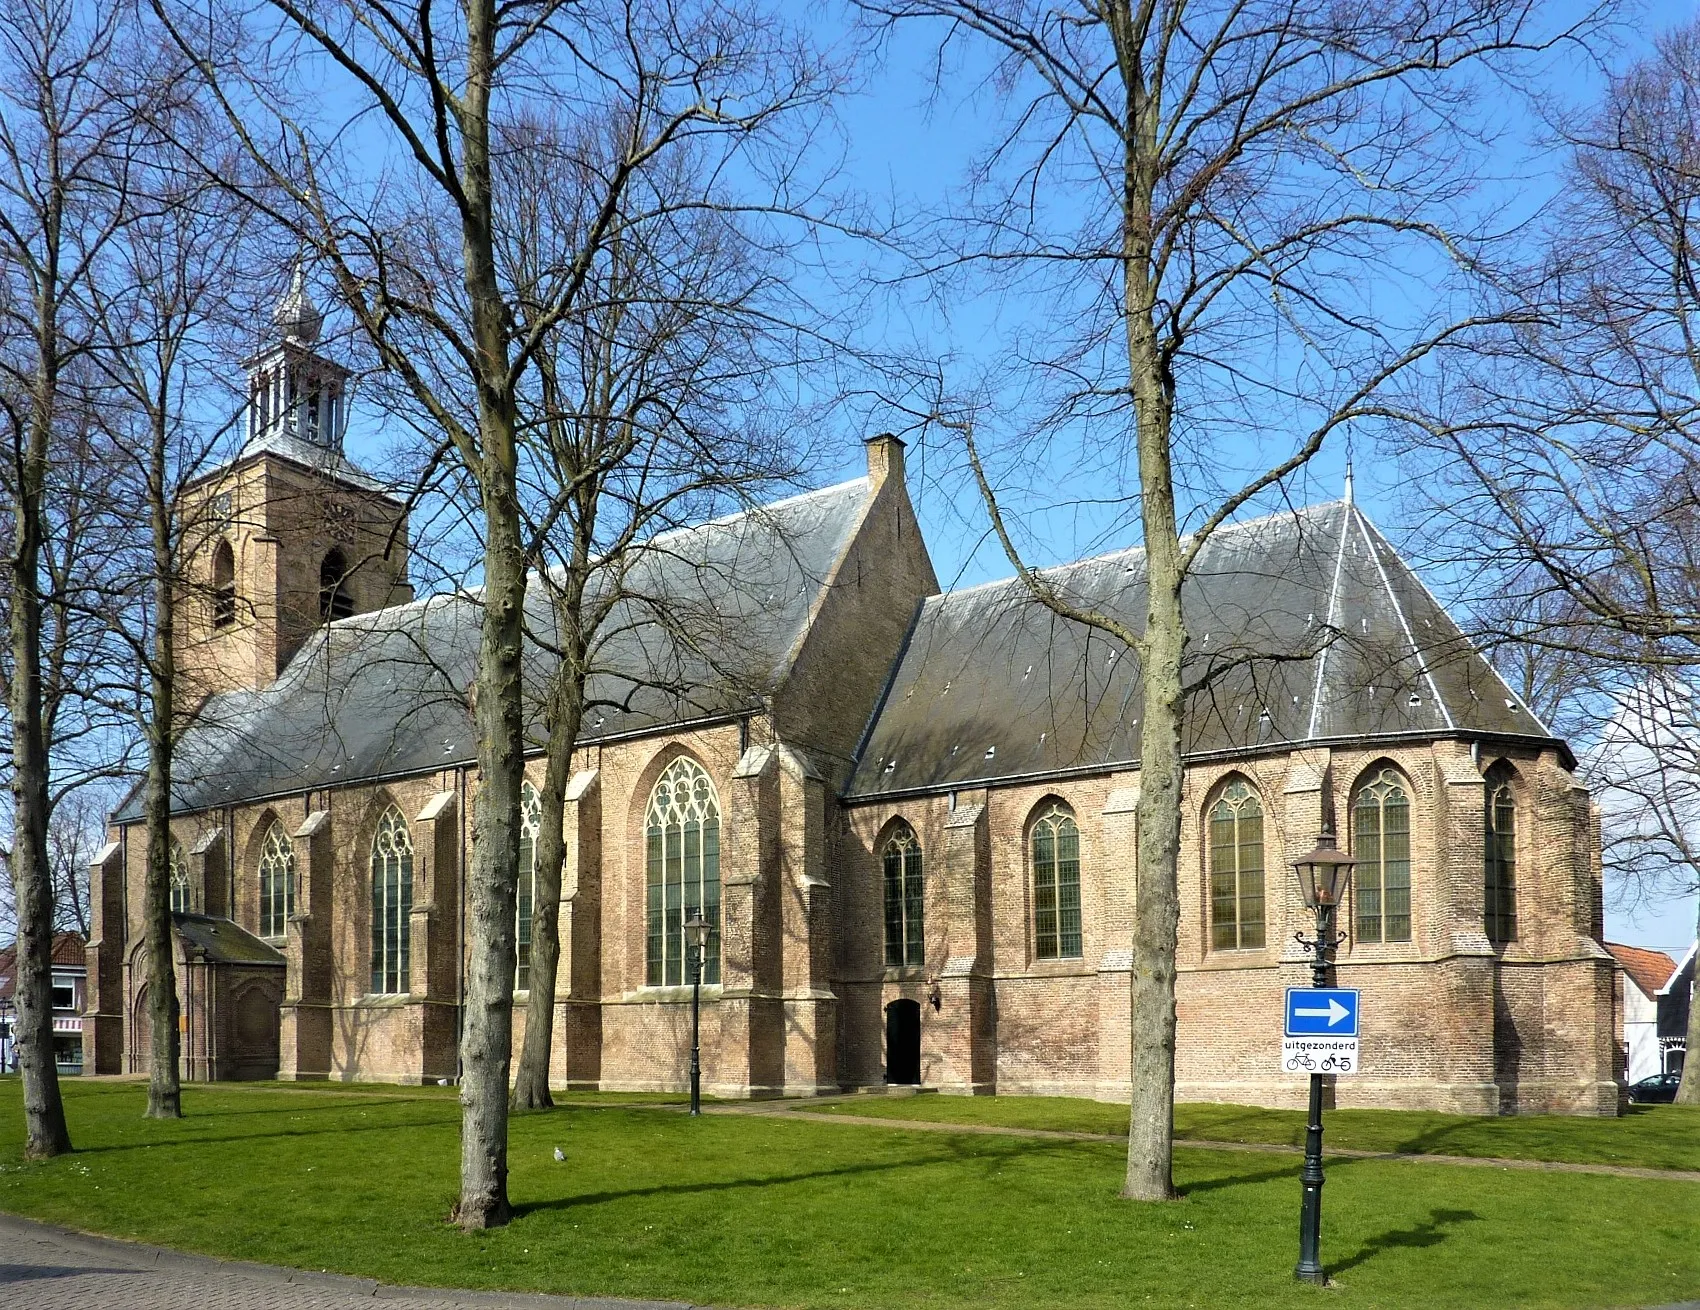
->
347, 0, 1695, 953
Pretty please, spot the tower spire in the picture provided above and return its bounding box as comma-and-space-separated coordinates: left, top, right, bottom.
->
1342, 460, 1354, 506
245, 259, 348, 454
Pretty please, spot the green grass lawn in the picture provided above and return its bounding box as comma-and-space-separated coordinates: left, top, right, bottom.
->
808, 1093, 1700, 1172
1, 1080, 1695, 1310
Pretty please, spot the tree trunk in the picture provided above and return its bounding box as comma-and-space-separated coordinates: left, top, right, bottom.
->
511, 667, 584, 1110
142, 755, 181, 1117
1676, 899, 1700, 1106
1121, 37, 1181, 1200
455, 0, 523, 1227
143, 421, 181, 1118
11, 280, 71, 1159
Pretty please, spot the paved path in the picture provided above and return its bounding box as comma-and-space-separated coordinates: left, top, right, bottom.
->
706, 1101, 1700, 1184
0, 1213, 698, 1310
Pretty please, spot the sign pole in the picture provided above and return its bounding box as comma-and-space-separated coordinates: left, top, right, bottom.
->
1294, 901, 1334, 1285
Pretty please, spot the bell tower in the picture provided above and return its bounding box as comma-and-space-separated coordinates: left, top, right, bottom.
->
176, 266, 413, 701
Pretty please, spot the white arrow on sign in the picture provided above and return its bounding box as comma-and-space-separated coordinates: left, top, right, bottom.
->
1294, 998, 1350, 1027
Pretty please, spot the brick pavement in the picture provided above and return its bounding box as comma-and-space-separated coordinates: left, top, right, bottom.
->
0, 1213, 697, 1310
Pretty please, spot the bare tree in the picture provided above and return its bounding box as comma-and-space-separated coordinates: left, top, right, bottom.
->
501, 118, 818, 1106
152, 0, 834, 1225
0, 0, 152, 1159
81, 96, 256, 1119
1399, 20, 1700, 1102
861, 0, 1593, 1198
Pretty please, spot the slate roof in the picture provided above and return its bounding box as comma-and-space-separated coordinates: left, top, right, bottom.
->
172, 914, 285, 966
849, 498, 1551, 798
1602, 942, 1679, 1000
132, 478, 870, 818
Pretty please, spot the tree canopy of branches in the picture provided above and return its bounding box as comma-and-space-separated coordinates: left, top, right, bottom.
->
861, 0, 1597, 1197
1402, 21, 1700, 1103
151, 0, 837, 1224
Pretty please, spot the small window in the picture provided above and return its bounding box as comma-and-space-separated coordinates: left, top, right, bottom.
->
516, 782, 540, 991
1031, 802, 1082, 959
1353, 768, 1412, 943
51, 978, 74, 1010
882, 824, 924, 968
168, 839, 189, 913
211, 540, 236, 628
371, 808, 413, 994
258, 821, 296, 939
1485, 774, 1517, 942
1209, 779, 1265, 950
319, 548, 353, 621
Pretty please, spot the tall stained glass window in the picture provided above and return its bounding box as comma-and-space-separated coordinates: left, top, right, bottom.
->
1209, 779, 1265, 950
883, 825, 924, 968
258, 822, 295, 939
1032, 802, 1082, 959
1485, 776, 1517, 942
516, 782, 540, 991
1353, 768, 1412, 943
370, 808, 413, 994
644, 758, 721, 986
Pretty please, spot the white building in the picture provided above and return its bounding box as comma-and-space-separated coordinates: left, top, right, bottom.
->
1606, 942, 1679, 1082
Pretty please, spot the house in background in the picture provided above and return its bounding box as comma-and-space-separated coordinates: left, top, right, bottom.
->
0, 932, 88, 1075
1658, 942, 1694, 1076
1606, 942, 1679, 1082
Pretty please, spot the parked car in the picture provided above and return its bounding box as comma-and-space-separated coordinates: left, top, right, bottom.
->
1628, 1072, 1683, 1104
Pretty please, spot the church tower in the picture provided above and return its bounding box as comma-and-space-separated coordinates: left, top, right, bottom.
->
176, 267, 413, 700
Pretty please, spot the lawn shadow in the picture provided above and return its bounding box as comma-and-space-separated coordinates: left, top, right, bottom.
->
514, 1134, 1082, 1217
1328, 1207, 1482, 1277
73, 1111, 459, 1156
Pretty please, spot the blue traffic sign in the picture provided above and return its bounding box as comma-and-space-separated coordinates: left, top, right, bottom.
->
1284, 987, 1359, 1037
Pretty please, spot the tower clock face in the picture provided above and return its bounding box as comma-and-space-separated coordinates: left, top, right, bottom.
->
324, 500, 357, 543
209, 492, 233, 526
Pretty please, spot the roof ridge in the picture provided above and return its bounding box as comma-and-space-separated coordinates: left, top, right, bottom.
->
927, 498, 1347, 608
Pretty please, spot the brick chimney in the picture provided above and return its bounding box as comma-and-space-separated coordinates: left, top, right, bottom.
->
864, 432, 906, 491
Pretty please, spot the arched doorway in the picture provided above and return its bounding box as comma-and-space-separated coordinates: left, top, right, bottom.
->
885, 999, 921, 1085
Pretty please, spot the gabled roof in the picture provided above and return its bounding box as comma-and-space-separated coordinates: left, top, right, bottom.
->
849, 498, 1552, 797
1606, 942, 1680, 998
130, 478, 870, 818
1660, 942, 1697, 997
172, 914, 285, 966
0, 933, 86, 1001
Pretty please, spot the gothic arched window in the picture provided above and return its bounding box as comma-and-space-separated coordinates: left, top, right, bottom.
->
168, 839, 189, 914
644, 758, 721, 986
1352, 767, 1412, 943
1209, 778, 1265, 950
370, 808, 413, 994
883, 824, 924, 968
1485, 772, 1518, 943
1031, 802, 1082, 960
516, 782, 540, 992
211, 540, 236, 628
258, 821, 295, 939
320, 548, 353, 621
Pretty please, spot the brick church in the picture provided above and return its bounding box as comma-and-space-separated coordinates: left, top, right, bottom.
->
81, 281, 1621, 1116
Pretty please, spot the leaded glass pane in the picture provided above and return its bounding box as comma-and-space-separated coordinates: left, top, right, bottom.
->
168, 840, 189, 914
1031, 802, 1082, 961
258, 823, 295, 939
1486, 783, 1517, 942
370, 808, 413, 994
1210, 779, 1264, 950
642, 758, 723, 986
516, 783, 540, 992
883, 825, 924, 968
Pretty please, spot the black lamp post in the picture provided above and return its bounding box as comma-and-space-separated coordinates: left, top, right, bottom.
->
1291, 825, 1355, 1286
683, 910, 709, 1116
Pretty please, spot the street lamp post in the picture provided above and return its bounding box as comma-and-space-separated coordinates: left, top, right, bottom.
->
683, 911, 709, 1116
1290, 826, 1355, 1286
